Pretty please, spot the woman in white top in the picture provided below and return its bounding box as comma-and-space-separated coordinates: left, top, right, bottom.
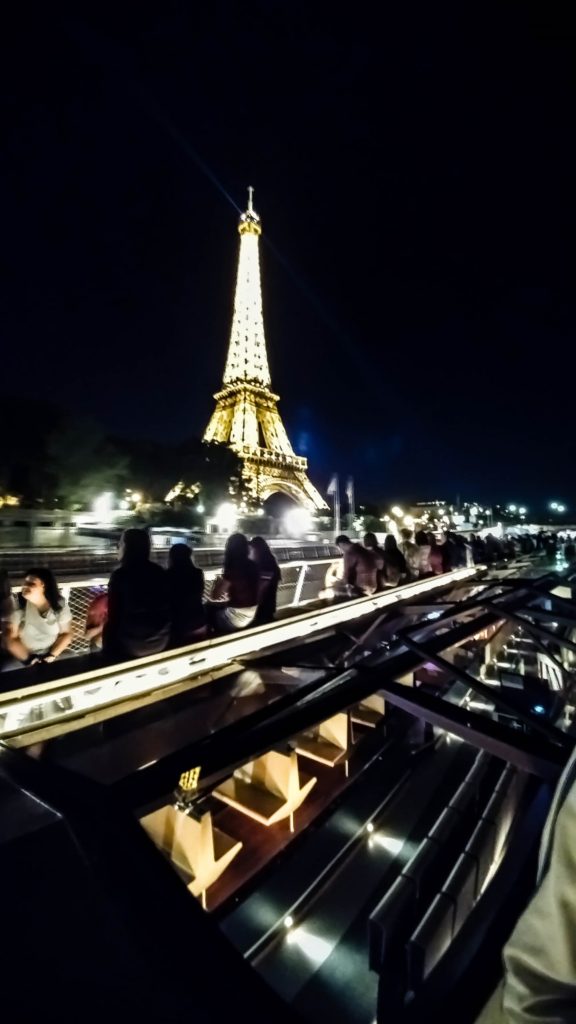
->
5, 567, 73, 666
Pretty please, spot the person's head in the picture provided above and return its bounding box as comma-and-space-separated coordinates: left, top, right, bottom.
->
415, 530, 428, 546
363, 532, 378, 550
119, 528, 151, 564
168, 542, 194, 570
249, 536, 276, 570
384, 534, 398, 552
21, 567, 62, 611
400, 528, 413, 542
335, 534, 352, 554
224, 532, 249, 573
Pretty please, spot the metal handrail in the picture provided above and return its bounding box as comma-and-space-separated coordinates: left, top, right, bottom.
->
0, 568, 479, 742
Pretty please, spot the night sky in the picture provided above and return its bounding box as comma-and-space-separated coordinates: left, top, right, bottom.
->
2, 5, 574, 506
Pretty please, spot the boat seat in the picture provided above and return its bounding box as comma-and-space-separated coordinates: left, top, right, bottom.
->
442, 851, 478, 933
402, 836, 446, 904
427, 803, 461, 841
465, 817, 497, 896
484, 769, 524, 862
407, 892, 455, 990
369, 873, 416, 972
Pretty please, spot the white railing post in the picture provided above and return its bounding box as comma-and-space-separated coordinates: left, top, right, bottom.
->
292, 563, 308, 606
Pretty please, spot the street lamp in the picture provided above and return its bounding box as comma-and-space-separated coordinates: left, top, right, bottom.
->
519, 506, 527, 516
93, 492, 113, 525
508, 504, 517, 513
550, 502, 559, 511
216, 502, 237, 532
391, 506, 404, 518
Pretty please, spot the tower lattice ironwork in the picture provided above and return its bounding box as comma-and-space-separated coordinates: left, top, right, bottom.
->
204, 189, 327, 511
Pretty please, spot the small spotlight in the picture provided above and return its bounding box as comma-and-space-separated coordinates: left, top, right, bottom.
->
366, 822, 375, 833
533, 704, 546, 715
284, 915, 294, 929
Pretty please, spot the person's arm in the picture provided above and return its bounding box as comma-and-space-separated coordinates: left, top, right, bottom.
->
343, 551, 355, 586
195, 569, 206, 601
44, 605, 73, 662
5, 618, 32, 663
501, 781, 576, 1022
211, 575, 230, 601
257, 572, 272, 604
325, 560, 341, 586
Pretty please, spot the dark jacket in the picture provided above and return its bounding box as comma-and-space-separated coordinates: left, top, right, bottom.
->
167, 565, 206, 647
103, 561, 170, 661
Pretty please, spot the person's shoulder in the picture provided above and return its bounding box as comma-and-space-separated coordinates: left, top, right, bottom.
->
148, 561, 167, 576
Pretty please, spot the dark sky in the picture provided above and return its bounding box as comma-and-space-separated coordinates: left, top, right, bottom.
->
2, 4, 574, 505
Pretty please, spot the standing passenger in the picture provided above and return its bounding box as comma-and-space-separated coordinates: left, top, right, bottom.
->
415, 529, 432, 576
399, 528, 420, 579
382, 535, 408, 587
364, 532, 387, 591
335, 535, 377, 596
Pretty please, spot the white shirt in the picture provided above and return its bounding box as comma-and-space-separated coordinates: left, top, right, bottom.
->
12, 600, 72, 655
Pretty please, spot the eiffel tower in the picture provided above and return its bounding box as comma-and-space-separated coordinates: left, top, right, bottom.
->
204, 189, 328, 511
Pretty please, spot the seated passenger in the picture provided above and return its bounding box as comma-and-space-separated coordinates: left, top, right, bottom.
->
85, 588, 108, 652
4, 567, 73, 667
249, 536, 282, 625
103, 529, 170, 662
209, 532, 259, 634
335, 534, 377, 596
167, 543, 207, 646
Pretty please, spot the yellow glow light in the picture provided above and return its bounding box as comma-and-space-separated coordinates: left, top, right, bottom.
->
216, 502, 237, 532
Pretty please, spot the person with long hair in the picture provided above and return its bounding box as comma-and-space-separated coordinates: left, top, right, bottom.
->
4, 567, 73, 666
415, 529, 432, 576
103, 528, 170, 662
382, 534, 408, 586
167, 542, 207, 646
209, 532, 259, 633
363, 532, 387, 591
249, 536, 281, 625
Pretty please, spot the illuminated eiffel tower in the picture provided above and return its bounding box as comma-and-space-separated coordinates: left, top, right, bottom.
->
204, 189, 328, 511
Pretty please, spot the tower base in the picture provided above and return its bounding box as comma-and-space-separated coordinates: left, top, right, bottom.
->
242, 451, 327, 511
